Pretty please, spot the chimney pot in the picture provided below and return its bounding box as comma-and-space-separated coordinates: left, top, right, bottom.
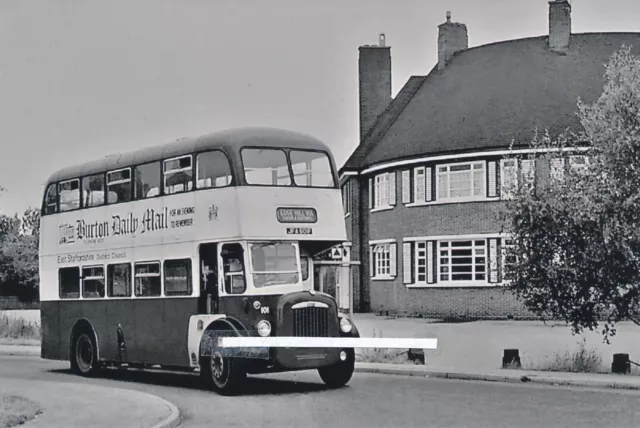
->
446, 11, 451, 22
379, 33, 386, 47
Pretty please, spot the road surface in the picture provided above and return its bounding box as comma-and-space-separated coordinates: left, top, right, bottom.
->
2, 354, 640, 428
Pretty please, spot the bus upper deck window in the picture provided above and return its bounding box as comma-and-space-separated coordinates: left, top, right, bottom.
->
241, 148, 291, 186
107, 168, 132, 204
289, 150, 336, 188
82, 174, 106, 208
164, 155, 193, 195
43, 183, 57, 215
221, 243, 246, 294
196, 151, 232, 189
58, 179, 80, 212
134, 162, 161, 199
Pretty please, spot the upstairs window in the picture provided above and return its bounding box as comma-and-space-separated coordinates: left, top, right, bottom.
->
107, 168, 132, 204
134, 161, 161, 199
58, 179, 80, 212
43, 183, 58, 215
242, 148, 291, 186
437, 162, 486, 201
196, 150, 233, 189
164, 155, 193, 195
289, 150, 335, 188
375, 173, 389, 208
82, 174, 106, 208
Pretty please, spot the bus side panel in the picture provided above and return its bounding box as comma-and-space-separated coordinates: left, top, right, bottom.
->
40, 301, 61, 360
83, 300, 109, 362
105, 300, 138, 363
162, 298, 198, 367
57, 301, 85, 361
135, 298, 166, 364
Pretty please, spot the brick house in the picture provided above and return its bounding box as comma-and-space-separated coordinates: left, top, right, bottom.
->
339, 1, 640, 319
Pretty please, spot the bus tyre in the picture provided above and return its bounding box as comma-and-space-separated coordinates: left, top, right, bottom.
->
71, 331, 99, 377
200, 351, 246, 396
318, 348, 355, 388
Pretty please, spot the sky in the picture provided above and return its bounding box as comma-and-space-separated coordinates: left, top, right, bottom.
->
1, 0, 639, 216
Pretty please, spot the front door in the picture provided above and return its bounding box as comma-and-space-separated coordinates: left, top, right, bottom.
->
199, 243, 218, 314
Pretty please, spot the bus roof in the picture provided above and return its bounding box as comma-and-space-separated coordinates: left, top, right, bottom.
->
45, 127, 333, 185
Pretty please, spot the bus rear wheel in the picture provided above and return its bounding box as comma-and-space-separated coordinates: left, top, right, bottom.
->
318, 348, 355, 388
71, 331, 99, 377
200, 351, 246, 395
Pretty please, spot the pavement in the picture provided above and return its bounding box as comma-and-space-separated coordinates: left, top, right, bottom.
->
0, 376, 180, 428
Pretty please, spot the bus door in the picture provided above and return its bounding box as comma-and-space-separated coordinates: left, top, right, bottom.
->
301, 256, 313, 291
199, 243, 219, 314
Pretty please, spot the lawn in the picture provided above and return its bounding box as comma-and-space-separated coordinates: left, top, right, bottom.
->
0, 395, 41, 428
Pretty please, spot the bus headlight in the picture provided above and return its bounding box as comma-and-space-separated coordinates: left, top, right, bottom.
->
257, 320, 271, 337
339, 317, 352, 334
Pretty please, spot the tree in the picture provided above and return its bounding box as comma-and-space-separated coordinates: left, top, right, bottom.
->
502, 46, 640, 343
0, 208, 40, 302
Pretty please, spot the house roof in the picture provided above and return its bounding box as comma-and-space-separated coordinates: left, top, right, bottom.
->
341, 33, 640, 173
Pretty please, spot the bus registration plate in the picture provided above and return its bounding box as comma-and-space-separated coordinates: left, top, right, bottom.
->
286, 227, 313, 235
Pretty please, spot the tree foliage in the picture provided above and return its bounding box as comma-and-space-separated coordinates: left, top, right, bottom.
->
0, 207, 40, 302
502, 46, 640, 342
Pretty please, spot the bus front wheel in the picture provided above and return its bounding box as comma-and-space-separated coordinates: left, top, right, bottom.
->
200, 351, 246, 395
71, 331, 99, 377
318, 348, 355, 388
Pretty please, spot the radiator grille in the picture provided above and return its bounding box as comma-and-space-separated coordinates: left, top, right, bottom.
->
292, 307, 329, 337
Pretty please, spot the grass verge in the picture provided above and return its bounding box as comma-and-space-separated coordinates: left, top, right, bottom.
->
355, 329, 423, 365
0, 395, 41, 428
0, 313, 41, 342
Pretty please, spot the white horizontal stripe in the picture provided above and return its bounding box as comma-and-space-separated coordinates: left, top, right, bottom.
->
360, 146, 590, 175
219, 337, 438, 349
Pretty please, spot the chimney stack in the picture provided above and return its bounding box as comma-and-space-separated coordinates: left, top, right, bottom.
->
358, 33, 392, 142
549, 0, 571, 52
438, 11, 468, 70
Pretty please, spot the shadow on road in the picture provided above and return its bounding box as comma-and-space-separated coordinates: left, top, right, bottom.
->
46, 367, 336, 396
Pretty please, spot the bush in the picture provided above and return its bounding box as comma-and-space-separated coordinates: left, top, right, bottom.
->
0, 313, 40, 340
532, 338, 604, 373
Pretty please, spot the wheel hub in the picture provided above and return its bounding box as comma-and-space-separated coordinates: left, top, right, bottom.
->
211, 352, 224, 378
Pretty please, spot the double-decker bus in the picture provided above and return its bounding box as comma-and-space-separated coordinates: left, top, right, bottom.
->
38, 127, 362, 394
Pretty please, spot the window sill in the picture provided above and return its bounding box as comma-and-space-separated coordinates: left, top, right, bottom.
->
405, 281, 504, 288
370, 205, 394, 213
371, 275, 395, 281
405, 197, 501, 207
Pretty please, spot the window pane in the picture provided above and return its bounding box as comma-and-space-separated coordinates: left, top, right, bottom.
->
107, 169, 132, 203
135, 263, 161, 297
59, 180, 80, 212
108, 264, 131, 297
196, 151, 232, 189
221, 243, 246, 294
134, 162, 161, 199
242, 148, 291, 185
59, 267, 80, 299
164, 156, 193, 194
289, 150, 335, 187
82, 266, 105, 298
43, 184, 57, 215
82, 174, 105, 207
250, 242, 299, 287
164, 259, 192, 296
